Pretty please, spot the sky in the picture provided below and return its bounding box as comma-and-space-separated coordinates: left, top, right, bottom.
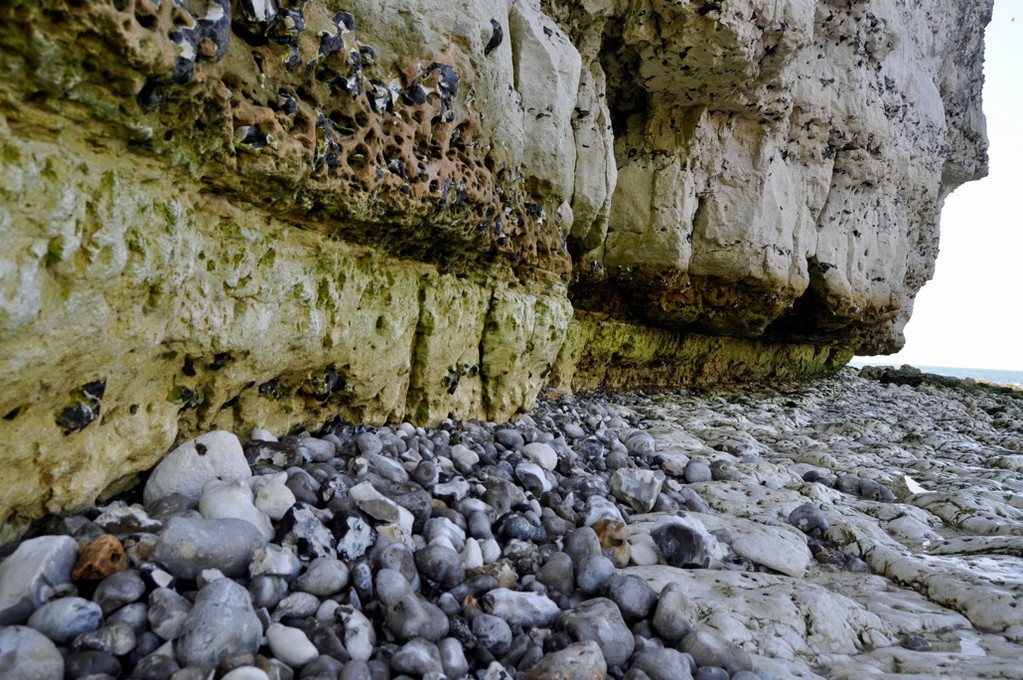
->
856, 2, 1023, 371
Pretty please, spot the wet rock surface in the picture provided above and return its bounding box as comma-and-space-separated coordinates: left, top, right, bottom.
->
1, 371, 1022, 677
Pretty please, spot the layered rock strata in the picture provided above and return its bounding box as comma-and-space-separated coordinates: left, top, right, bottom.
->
0, 0, 991, 538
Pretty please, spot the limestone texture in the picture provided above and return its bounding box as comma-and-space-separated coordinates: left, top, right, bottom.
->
0, 0, 992, 541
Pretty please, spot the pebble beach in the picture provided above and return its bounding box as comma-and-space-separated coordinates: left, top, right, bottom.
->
1, 367, 1022, 679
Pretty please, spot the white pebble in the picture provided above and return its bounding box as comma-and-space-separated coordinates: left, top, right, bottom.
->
266, 623, 319, 667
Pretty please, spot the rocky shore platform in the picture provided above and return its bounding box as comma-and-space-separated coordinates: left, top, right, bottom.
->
2, 368, 1022, 679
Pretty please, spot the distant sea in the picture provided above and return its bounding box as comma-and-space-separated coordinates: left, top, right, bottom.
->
850, 362, 1023, 388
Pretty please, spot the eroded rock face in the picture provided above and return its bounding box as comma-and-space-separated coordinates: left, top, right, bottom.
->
0, 0, 991, 541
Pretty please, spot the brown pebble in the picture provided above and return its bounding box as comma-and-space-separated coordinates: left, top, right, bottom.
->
591, 518, 630, 567
73, 533, 129, 580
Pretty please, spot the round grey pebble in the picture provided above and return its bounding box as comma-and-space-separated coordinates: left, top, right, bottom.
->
0, 626, 65, 679
173, 578, 262, 669
472, 614, 513, 656
563, 527, 601, 566
536, 552, 575, 595
575, 555, 616, 595
788, 502, 829, 537
438, 637, 469, 678
93, 570, 147, 615
556, 598, 634, 669
683, 461, 712, 484
652, 582, 695, 643
64, 649, 122, 678
651, 521, 709, 568
27, 596, 103, 644
414, 544, 466, 588
709, 460, 739, 482
107, 602, 149, 635
694, 666, 729, 680
607, 574, 657, 621
629, 647, 696, 680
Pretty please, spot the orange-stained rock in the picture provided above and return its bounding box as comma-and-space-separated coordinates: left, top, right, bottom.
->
591, 518, 630, 568
72, 534, 129, 580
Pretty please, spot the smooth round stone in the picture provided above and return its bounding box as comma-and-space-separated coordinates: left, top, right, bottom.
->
174, 578, 262, 669
390, 639, 443, 676
64, 649, 122, 678
536, 552, 575, 595
462, 538, 484, 570
563, 527, 602, 566
835, 474, 862, 494
295, 557, 350, 596
374, 542, 419, 589
415, 544, 466, 588
0, 535, 78, 625
524, 640, 606, 679
355, 433, 383, 456
858, 478, 896, 502
575, 555, 616, 595
222, 667, 271, 680
143, 431, 250, 506
630, 647, 696, 680
560, 421, 587, 440
556, 598, 634, 669
438, 637, 469, 678
683, 461, 712, 484
607, 574, 658, 621
27, 596, 103, 644
650, 521, 709, 568
301, 654, 345, 678
0, 625, 64, 678
376, 569, 448, 642
472, 614, 513, 656
267, 623, 319, 667
693, 666, 729, 680
624, 431, 656, 456
300, 437, 337, 463
521, 442, 558, 471
788, 502, 829, 537
481, 589, 560, 627
71, 622, 136, 656
680, 629, 753, 675
411, 460, 438, 487
94, 569, 146, 615
465, 512, 494, 542
652, 582, 695, 643
200, 479, 275, 541
494, 428, 525, 450
152, 516, 265, 580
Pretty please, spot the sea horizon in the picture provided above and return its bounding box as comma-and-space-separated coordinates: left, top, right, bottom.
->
849, 360, 1023, 388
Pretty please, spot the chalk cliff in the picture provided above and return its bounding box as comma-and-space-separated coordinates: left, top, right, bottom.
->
0, 0, 991, 540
